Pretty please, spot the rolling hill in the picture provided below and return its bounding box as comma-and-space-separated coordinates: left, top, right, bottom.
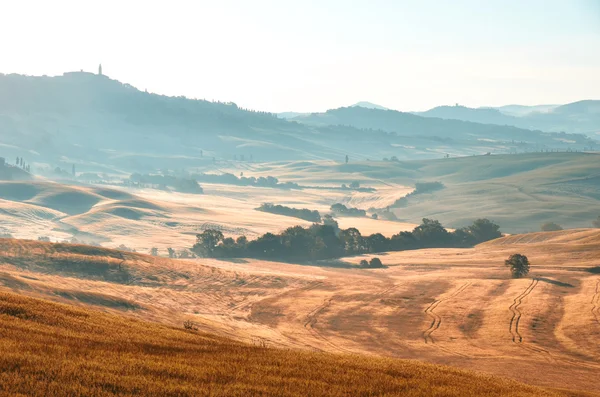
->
1, 234, 599, 394
415, 101, 600, 137
0, 289, 569, 396
1, 72, 597, 178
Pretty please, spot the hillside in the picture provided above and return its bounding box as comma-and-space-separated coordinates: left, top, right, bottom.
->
1, 236, 600, 394
416, 101, 600, 136
0, 290, 568, 397
251, 152, 600, 232
1, 72, 596, 178
290, 106, 595, 148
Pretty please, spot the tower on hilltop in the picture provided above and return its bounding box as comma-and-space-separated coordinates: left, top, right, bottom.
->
98, 64, 103, 76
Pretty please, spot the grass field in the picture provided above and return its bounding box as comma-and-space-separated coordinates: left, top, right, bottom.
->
1, 232, 599, 394
0, 290, 580, 396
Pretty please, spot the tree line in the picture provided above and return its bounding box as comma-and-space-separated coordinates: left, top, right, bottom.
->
257, 203, 321, 222
191, 218, 502, 261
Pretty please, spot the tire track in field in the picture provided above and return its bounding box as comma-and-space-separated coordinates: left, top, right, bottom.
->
509, 278, 538, 343
303, 296, 352, 353
422, 282, 471, 344
592, 279, 600, 325
302, 283, 399, 354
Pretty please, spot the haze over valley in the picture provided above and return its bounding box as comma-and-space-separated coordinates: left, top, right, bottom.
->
1, 1, 600, 396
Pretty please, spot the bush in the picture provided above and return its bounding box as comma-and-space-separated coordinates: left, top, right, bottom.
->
541, 222, 563, 232
369, 258, 384, 268
505, 254, 530, 278
359, 259, 369, 267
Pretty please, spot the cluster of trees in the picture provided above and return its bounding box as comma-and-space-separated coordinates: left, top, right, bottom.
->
359, 258, 384, 268
257, 203, 321, 222
330, 203, 367, 217
191, 218, 502, 262
129, 173, 203, 194
192, 173, 300, 190
392, 182, 445, 208
15, 157, 31, 173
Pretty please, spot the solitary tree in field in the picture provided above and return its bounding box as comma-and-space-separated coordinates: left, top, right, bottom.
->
505, 254, 530, 278
150, 247, 159, 256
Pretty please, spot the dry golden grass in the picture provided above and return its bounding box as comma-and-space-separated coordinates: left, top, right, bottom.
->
1, 235, 600, 395
0, 290, 569, 397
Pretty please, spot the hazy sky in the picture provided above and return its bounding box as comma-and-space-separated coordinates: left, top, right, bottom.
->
2, 0, 599, 112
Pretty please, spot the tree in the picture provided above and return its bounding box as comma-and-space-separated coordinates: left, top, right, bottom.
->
345, 154, 349, 164
349, 181, 360, 189
339, 228, 365, 255
505, 254, 530, 278
365, 233, 388, 253
359, 259, 369, 267
150, 247, 158, 256
192, 229, 224, 257
369, 257, 384, 268
593, 216, 600, 228
167, 247, 175, 258
468, 219, 501, 243
412, 218, 450, 247
541, 222, 563, 232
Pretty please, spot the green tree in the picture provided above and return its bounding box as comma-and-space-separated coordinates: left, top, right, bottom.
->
192, 229, 224, 257
167, 247, 175, 258
412, 218, 450, 247
150, 247, 158, 256
468, 219, 501, 243
369, 257, 384, 268
505, 254, 530, 278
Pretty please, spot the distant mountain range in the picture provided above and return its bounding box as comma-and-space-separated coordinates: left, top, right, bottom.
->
414, 101, 600, 136
0, 72, 597, 176
283, 100, 599, 136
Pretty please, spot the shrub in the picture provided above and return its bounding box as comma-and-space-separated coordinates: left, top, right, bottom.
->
505, 254, 530, 278
183, 320, 198, 331
541, 222, 563, 232
369, 258, 384, 268
359, 259, 369, 267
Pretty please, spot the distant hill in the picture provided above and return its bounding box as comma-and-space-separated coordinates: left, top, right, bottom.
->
291, 106, 595, 146
0, 72, 596, 175
415, 101, 600, 136
0, 161, 31, 181
493, 104, 560, 117
416, 105, 518, 126
350, 101, 388, 110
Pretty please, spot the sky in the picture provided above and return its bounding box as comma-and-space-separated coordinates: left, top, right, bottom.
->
1, 0, 599, 112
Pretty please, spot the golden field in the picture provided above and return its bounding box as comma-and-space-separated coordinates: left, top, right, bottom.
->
0, 290, 582, 396
0, 231, 599, 394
